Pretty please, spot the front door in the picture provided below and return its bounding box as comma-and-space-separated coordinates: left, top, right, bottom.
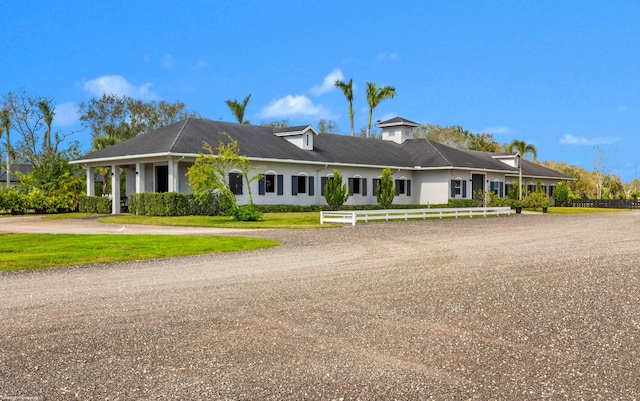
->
471, 174, 484, 201
156, 165, 169, 193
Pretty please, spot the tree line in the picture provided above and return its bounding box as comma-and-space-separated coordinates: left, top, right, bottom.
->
1, 87, 638, 216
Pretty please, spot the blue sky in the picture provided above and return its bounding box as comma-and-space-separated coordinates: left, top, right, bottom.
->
3, 1, 640, 181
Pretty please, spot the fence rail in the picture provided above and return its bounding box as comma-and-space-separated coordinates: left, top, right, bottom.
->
320, 207, 512, 226
572, 199, 640, 209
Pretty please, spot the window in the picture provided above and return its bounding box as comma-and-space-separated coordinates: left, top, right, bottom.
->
395, 179, 405, 195
527, 184, 536, 195
265, 174, 275, 193
229, 172, 243, 195
292, 175, 314, 196
349, 177, 361, 195
489, 181, 504, 197
259, 174, 282, 195
450, 179, 467, 198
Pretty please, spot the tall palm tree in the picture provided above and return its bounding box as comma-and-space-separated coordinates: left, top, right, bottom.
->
366, 82, 396, 138
335, 78, 354, 136
38, 100, 55, 153
508, 139, 538, 201
225, 94, 251, 124
0, 107, 11, 188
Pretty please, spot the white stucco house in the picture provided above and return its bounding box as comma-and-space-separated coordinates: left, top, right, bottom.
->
71, 117, 573, 214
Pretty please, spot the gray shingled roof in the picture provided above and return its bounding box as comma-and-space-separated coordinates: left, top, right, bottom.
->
74, 118, 571, 179
0, 164, 33, 182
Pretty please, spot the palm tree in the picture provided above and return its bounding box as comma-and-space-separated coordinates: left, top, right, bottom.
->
225, 94, 251, 124
335, 78, 354, 136
366, 82, 396, 138
0, 107, 11, 188
508, 139, 538, 201
38, 100, 55, 153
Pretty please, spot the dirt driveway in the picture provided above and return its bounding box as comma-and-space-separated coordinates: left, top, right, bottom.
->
1, 213, 639, 400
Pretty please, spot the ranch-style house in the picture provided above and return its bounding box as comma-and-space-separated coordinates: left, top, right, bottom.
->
71, 117, 573, 214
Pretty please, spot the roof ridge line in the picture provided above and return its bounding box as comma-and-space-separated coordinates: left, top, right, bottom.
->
426, 139, 454, 166
168, 118, 190, 152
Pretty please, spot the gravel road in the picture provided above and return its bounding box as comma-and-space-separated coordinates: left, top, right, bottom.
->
1, 213, 639, 400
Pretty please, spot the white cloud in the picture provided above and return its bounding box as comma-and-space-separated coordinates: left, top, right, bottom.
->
52, 102, 78, 127
83, 75, 155, 100
560, 134, 619, 146
309, 68, 344, 96
260, 95, 329, 118
482, 126, 512, 135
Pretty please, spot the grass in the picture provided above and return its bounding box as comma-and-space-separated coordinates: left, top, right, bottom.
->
98, 212, 336, 228
0, 234, 279, 272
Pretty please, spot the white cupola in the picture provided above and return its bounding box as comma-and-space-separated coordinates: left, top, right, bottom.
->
377, 117, 420, 144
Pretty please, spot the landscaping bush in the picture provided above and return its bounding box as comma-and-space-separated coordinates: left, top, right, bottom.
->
447, 199, 474, 208
230, 205, 263, 221
523, 191, 550, 211
78, 195, 112, 214
128, 193, 223, 216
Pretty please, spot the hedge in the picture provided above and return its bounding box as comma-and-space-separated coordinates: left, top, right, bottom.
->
78, 195, 112, 214
128, 193, 223, 216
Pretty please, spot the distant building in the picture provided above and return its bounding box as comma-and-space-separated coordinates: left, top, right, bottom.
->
0, 164, 33, 189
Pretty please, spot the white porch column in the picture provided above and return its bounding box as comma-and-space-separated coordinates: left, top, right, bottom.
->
86, 167, 95, 196
136, 163, 145, 193
111, 165, 121, 214
168, 158, 178, 192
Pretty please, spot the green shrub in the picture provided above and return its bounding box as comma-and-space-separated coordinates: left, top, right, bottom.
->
78, 195, 112, 214
324, 170, 349, 210
127, 193, 223, 216
447, 199, 474, 208
552, 182, 570, 207
523, 191, 550, 210
230, 205, 263, 221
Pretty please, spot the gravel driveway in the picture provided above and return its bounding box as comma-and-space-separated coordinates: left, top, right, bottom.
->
1, 213, 639, 400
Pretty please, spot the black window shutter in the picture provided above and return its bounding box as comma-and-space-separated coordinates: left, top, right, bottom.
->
450, 180, 455, 197
321, 177, 327, 196
348, 178, 354, 195
277, 175, 284, 195
362, 178, 367, 196
258, 177, 265, 195
406, 180, 411, 196
395, 180, 400, 196
291, 176, 298, 196
308, 176, 314, 196
499, 182, 504, 198
237, 174, 243, 195
462, 181, 467, 198
229, 172, 240, 195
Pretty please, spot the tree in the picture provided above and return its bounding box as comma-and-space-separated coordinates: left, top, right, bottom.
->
225, 94, 251, 124
335, 78, 355, 136
365, 82, 396, 138
376, 167, 395, 208
317, 119, 340, 134
0, 107, 10, 188
323, 169, 349, 210
552, 181, 571, 206
507, 140, 538, 201
79, 94, 199, 193
260, 119, 290, 128
186, 133, 261, 213
414, 124, 501, 152
593, 145, 606, 199
37, 100, 54, 153
3, 90, 73, 167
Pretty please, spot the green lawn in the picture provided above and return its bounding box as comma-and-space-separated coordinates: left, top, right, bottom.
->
97, 212, 335, 228
0, 234, 278, 272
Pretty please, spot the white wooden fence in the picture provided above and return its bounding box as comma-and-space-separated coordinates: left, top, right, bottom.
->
320, 207, 512, 226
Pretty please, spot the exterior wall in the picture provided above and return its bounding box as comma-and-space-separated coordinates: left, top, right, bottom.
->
178, 162, 193, 194
243, 162, 416, 207
414, 170, 450, 205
